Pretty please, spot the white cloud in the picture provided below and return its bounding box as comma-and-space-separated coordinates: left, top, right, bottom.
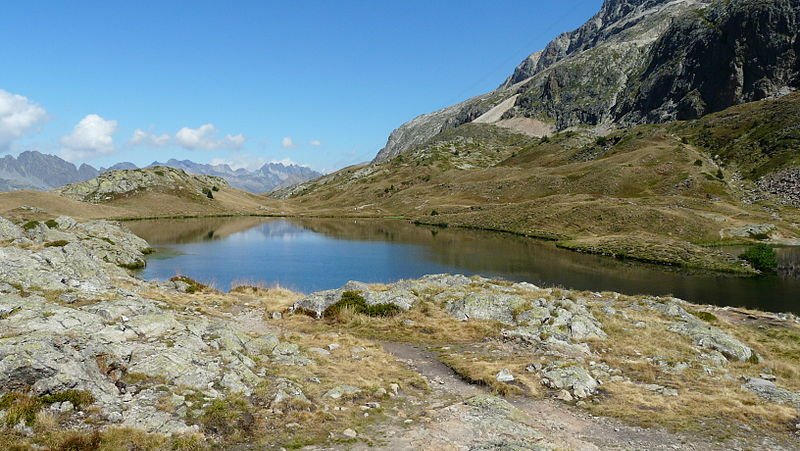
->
130, 129, 170, 147
309, 139, 321, 146
60, 114, 117, 160
0, 89, 47, 150
281, 136, 296, 149
175, 123, 245, 150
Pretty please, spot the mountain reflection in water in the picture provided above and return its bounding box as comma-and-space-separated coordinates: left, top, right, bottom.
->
127, 217, 800, 314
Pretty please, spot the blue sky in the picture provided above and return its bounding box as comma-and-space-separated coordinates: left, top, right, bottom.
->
0, 0, 601, 172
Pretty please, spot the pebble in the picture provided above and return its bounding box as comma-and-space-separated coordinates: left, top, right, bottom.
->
342, 428, 358, 439
496, 368, 515, 382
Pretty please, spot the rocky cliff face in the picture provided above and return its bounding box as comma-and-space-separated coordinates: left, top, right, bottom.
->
374, 0, 799, 163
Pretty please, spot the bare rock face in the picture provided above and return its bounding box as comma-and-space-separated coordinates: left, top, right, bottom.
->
373, 0, 799, 163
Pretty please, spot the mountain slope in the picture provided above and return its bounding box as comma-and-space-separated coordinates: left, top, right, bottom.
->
275, 93, 800, 273
375, 0, 800, 163
0, 151, 99, 190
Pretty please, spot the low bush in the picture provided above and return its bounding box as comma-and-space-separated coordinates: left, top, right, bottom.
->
40, 389, 95, 409
44, 240, 70, 248
739, 244, 778, 272
323, 290, 401, 319
200, 397, 256, 438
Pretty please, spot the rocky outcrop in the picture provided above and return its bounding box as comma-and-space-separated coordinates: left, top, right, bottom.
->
0, 216, 150, 291
57, 166, 228, 203
373, 0, 800, 163
0, 215, 305, 435
758, 168, 800, 207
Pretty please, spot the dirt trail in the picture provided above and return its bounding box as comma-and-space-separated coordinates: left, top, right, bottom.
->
375, 341, 740, 451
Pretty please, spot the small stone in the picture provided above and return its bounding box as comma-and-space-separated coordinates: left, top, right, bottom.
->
271, 311, 282, 320
389, 383, 400, 396
556, 390, 573, 402
342, 428, 358, 439
59, 401, 74, 413
496, 368, 515, 382
365, 402, 381, 409
402, 319, 416, 327
327, 343, 340, 351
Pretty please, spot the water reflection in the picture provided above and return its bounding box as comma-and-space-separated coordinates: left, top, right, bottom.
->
128, 217, 800, 314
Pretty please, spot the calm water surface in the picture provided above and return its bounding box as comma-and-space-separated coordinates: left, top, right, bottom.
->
128, 217, 800, 314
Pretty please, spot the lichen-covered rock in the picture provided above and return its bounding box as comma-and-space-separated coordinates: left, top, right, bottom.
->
742, 378, 800, 408
0, 216, 23, 240
0, 217, 304, 434
540, 365, 599, 399
652, 300, 755, 362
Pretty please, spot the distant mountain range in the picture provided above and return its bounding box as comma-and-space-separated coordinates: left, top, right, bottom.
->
0, 151, 321, 193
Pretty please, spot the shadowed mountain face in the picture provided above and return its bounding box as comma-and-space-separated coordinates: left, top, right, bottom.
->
374, 0, 800, 162
0, 151, 99, 190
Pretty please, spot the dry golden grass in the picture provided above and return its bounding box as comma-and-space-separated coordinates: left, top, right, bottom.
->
248, 328, 428, 447
438, 347, 543, 397
285, 299, 502, 344
0, 427, 209, 451
583, 298, 800, 435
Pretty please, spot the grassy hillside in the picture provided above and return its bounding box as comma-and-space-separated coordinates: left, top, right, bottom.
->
277, 95, 800, 273
0, 166, 294, 222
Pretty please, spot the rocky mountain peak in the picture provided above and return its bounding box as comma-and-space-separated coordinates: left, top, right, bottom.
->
374, 0, 796, 163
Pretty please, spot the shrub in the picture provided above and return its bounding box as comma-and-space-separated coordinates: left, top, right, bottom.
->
740, 244, 778, 273
44, 219, 59, 229
40, 389, 95, 409
323, 290, 401, 319
430, 210, 439, 216
200, 397, 255, 438
202, 187, 214, 199
693, 159, 703, 166
44, 240, 70, 248
0, 392, 41, 426
22, 220, 39, 231
211, 185, 220, 192
715, 168, 724, 179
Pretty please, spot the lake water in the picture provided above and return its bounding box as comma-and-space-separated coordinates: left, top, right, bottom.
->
128, 217, 800, 314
